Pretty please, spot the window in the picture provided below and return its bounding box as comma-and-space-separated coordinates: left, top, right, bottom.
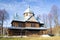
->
26, 13, 28, 16
31, 23, 35, 27
18, 23, 22, 27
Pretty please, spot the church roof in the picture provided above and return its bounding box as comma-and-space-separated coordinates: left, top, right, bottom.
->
24, 7, 34, 13
13, 7, 44, 24
13, 16, 44, 24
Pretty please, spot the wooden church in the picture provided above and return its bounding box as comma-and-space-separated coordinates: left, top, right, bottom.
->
7, 7, 47, 36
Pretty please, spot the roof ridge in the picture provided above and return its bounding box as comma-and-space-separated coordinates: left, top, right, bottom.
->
26, 16, 33, 21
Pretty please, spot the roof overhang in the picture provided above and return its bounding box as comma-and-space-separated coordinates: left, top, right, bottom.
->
11, 20, 40, 24
6, 27, 47, 30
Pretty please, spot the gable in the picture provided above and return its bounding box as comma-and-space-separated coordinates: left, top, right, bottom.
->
27, 16, 38, 22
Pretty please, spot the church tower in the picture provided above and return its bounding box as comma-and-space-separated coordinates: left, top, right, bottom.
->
24, 7, 34, 19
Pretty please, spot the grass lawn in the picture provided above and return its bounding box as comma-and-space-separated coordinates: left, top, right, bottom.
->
0, 36, 60, 40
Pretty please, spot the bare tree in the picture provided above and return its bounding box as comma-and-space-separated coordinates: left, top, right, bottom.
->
0, 9, 9, 35
51, 5, 59, 27
48, 13, 53, 34
42, 14, 48, 28
47, 5, 60, 35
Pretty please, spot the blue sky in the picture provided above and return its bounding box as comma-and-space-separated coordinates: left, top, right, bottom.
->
0, 0, 60, 27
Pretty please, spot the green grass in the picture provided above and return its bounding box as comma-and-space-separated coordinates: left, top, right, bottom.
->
0, 36, 60, 40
